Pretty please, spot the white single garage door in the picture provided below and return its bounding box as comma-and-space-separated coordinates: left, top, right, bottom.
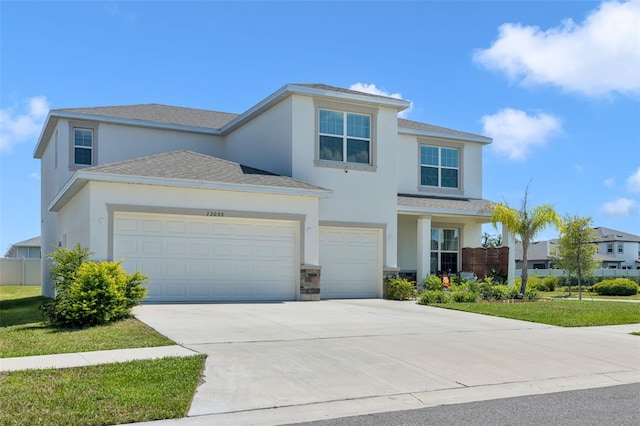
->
113, 212, 298, 302
319, 226, 382, 299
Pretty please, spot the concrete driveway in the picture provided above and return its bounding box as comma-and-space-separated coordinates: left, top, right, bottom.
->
134, 300, 640, 425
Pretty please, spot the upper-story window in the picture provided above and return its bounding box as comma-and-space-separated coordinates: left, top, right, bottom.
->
420, 146, 459, 188
69, 121, 98, 169
606, 243, 613, 253
74, 129, 93, 166
617, 243, 624, 254
319, 109, 371, 165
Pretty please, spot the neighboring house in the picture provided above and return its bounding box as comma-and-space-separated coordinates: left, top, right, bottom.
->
34, 83, 508, 302
514, 240, 558, 270
593, 227, 640, 269
515, 226, 640, 271
4, 236, 41, 259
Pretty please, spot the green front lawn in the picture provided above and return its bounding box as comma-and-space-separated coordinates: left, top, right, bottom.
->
542, 290, 640, 301
435, 299, 640, 327
0, 355, 205, 426
1, 286, 173, 358
1, 285, 206, 425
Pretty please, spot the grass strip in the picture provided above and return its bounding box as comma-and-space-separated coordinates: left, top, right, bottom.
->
0, 355, 205, 426
433, 299, 640, 327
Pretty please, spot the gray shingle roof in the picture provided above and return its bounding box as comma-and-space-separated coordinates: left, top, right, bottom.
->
397, 194, 492, 214
57, 104, 239, 130
593, 227, 640, 242
398, 118, 491, 142
83, 150, 328, 192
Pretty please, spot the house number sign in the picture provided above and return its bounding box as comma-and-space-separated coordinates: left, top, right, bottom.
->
206, 211, 225, 217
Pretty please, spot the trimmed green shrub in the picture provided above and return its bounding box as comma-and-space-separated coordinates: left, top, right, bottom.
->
479, 282, 512, 301
417, 290, 450, 305
49, 243, 91, 297
592, 279, 639, 296
43, 246, 147, 327
523, 286, 538, 300
451, 289, 478, 303
527, 276, 558, 292
386, 277, 417, 300
422, 275, 444, 291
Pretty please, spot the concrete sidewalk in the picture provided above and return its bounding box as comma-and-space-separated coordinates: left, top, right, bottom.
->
0, 345, 199, 372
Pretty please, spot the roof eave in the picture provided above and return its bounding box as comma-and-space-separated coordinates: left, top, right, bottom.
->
399, 128, 493, 144
397, 205, 493, 218
35, 111, 223, 159
221, 83, 411, 135
49, 171, 332, 212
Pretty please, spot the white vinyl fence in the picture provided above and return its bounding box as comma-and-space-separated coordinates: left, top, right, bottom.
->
516, 268, 640, 279
0, 258, 41, 285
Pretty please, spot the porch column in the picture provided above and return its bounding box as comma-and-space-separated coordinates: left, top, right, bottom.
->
502, 227, 516, 286
417, 215, 432, 283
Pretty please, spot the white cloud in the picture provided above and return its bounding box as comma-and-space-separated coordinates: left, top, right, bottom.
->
0, 96, 49, 153
626, 167, 640, 192
604, 177, 616, 187
603, 197, 636, 216
473, 0, 640, 97
29, 172, 40, 181
349, 83, 413, 118
481, 108, 562, 160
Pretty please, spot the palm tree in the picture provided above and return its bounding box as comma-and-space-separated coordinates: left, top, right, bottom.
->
490, 187, 561, 296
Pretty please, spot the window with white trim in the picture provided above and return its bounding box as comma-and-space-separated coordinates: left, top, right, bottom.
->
430, 228, 459, 273
73, 128, 93, 166
617, 243, 624, 254
606, 243, 613, 254
318, 109, 371, 165
420, 146, 459, 188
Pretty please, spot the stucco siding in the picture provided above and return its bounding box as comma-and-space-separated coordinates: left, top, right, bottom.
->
290, 95, 398, 268
84, 181, 320, 265
96, 123, 224, 165
225, 97, 293, 176
397, 134, 483, 199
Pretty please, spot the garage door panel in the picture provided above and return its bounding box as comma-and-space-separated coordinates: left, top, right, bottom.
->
114, 212, 297, 302
320, 227, 381, 299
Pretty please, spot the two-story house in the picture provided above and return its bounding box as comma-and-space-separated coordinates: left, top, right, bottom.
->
594, 227, 640, 269
34, 83, 507, 302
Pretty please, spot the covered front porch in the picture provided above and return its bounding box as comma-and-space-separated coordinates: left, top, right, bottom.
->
396, 194, 515, 285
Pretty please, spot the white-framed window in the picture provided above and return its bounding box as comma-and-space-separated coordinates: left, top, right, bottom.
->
617, 243, 624, 254
318, 109, 371, 165
606, 243, 613, 253
69, 121, 98, 169
420, 146, 459, 188
430, 228, 459, 273
74, 128, 93, 166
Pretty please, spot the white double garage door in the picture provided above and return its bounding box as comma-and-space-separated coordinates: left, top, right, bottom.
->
114, 212, 381, 302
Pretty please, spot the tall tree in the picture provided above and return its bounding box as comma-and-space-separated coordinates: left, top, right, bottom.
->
490, 187, 561, 296
555, 215, 600, 300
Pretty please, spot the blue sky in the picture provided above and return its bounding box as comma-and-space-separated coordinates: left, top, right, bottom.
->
1, 0, 639, 254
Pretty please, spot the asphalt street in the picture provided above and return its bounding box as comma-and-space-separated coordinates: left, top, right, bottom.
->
289, 383, 640, 426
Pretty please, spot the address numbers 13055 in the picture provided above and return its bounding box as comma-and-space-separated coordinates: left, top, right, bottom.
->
206, 211, 224, 217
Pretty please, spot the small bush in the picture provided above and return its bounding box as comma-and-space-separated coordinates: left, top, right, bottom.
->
43, 246, 147, 328
451, 289, 478, 303
592, 279, 639, 296
417, 290, 450, 305
386, 277, 417, 300
527, 276, 558, 292
422, 275, 444, 291
524, 286, 538, 300
479, 282, 512, 301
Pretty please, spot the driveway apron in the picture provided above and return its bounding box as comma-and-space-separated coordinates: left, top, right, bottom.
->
133, 299, 640, 418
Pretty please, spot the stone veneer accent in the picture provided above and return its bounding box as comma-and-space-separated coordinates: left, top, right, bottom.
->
300, 265, 322, 301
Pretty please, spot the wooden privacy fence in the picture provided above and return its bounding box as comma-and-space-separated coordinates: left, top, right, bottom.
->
461, 247, 509, 280
0, 258, 41, 285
